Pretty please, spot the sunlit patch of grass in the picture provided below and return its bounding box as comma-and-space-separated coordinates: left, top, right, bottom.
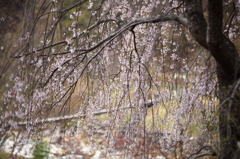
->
95, 113, 109, 120
33, 141, 50, 159
187, 123, 200, 138
0, 152, 26, 159
0, 152, 10, 159
144, 96, 219, 142
145, 100, 178, 129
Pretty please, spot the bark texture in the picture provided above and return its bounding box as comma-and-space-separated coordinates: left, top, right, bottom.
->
184, 0, 240, 158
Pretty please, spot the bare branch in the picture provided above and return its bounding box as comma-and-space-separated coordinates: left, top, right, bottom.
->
187, 145, 219, 159
17, 101, 154, 126
15, 14, 188, 58
193, 153, 214, 159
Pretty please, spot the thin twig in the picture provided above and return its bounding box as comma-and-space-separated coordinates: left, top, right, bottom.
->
187, 145, 219, 159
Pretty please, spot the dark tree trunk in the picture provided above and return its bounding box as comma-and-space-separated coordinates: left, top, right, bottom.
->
184, 0, 240, 158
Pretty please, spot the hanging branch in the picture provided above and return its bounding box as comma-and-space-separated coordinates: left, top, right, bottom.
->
187, 145, 219, 159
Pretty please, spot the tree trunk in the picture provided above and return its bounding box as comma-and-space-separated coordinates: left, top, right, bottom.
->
185, 0, 240, 158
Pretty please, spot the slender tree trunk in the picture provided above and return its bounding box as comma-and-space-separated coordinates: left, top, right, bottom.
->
184, 0, 240, 158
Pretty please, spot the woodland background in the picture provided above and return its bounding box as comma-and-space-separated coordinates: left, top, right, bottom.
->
0, 0, 240, 158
